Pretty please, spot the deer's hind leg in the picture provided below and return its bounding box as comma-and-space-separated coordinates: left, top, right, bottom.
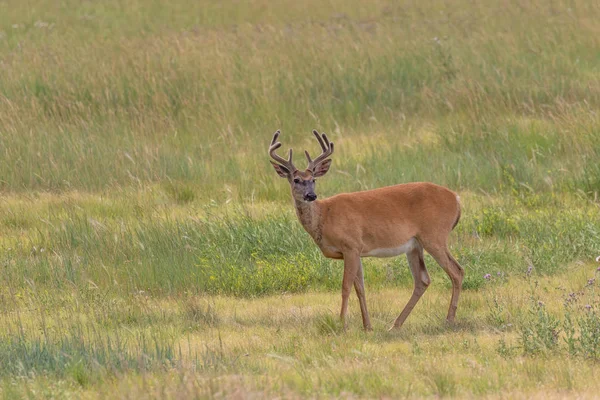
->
389, 242, 430, 330
422, 242, 464, 323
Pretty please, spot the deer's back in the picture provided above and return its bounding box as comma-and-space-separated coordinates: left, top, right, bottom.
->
319, 182, 460, 254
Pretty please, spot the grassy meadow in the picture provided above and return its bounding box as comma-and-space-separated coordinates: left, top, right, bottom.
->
1, 0, 600, 397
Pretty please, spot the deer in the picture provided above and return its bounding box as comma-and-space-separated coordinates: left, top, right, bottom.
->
268, 129, 464, 331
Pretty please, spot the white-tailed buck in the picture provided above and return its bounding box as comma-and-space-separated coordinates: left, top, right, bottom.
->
269, 130, 464, 331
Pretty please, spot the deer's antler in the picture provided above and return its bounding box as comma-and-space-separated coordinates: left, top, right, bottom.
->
305, 130, 334, 172
269, 130, 296, 173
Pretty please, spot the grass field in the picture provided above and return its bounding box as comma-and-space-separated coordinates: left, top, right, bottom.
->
1, 0, 600, 398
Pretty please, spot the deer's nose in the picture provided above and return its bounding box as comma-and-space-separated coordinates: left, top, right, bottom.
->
305, 193, 317, 202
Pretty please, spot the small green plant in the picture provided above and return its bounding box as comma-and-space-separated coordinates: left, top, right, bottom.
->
577, 307, 600, 360
561, 269, 600, 359
496, 337, 516, 359
576, 272, 600, 360
483, 272, 510, 329
519, 279, 561, 355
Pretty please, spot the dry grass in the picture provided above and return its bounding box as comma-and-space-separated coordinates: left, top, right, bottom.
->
2, 269, 600, 398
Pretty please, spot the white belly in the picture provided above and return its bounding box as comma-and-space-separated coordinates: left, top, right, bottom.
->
362, 238, 417, 258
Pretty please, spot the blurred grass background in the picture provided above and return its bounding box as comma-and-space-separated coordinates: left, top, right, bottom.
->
1, 0, 599, 197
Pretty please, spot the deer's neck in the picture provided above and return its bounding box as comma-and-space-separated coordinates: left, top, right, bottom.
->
293, 199, 324, 245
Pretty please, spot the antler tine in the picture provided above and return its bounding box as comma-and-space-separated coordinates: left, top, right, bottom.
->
304, 150, 313, 163
306, 129, 334, 171
270, 130, 281, 146
312, 129, 327, 151
268, 130, 296, 172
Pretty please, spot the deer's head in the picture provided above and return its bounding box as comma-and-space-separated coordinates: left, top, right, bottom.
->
268, 129, 334, 203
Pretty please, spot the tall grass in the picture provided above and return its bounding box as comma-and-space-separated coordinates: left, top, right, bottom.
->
1, 193, 598, 298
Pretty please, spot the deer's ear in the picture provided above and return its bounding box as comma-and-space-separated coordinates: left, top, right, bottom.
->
270, 161, 290, 178
313, 159, 332, 177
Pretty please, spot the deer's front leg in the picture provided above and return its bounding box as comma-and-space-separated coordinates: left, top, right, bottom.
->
354, 259, 372, 331
340, 251, 360, 329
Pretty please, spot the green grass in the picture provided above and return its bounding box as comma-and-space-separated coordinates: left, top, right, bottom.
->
1, 192, 598, 298
1, 0, 600, 398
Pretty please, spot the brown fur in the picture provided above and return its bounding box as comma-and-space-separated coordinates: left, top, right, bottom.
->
302, 182, 460, 256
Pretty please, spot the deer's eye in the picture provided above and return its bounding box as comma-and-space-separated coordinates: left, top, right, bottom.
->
293, 178, 300, 184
